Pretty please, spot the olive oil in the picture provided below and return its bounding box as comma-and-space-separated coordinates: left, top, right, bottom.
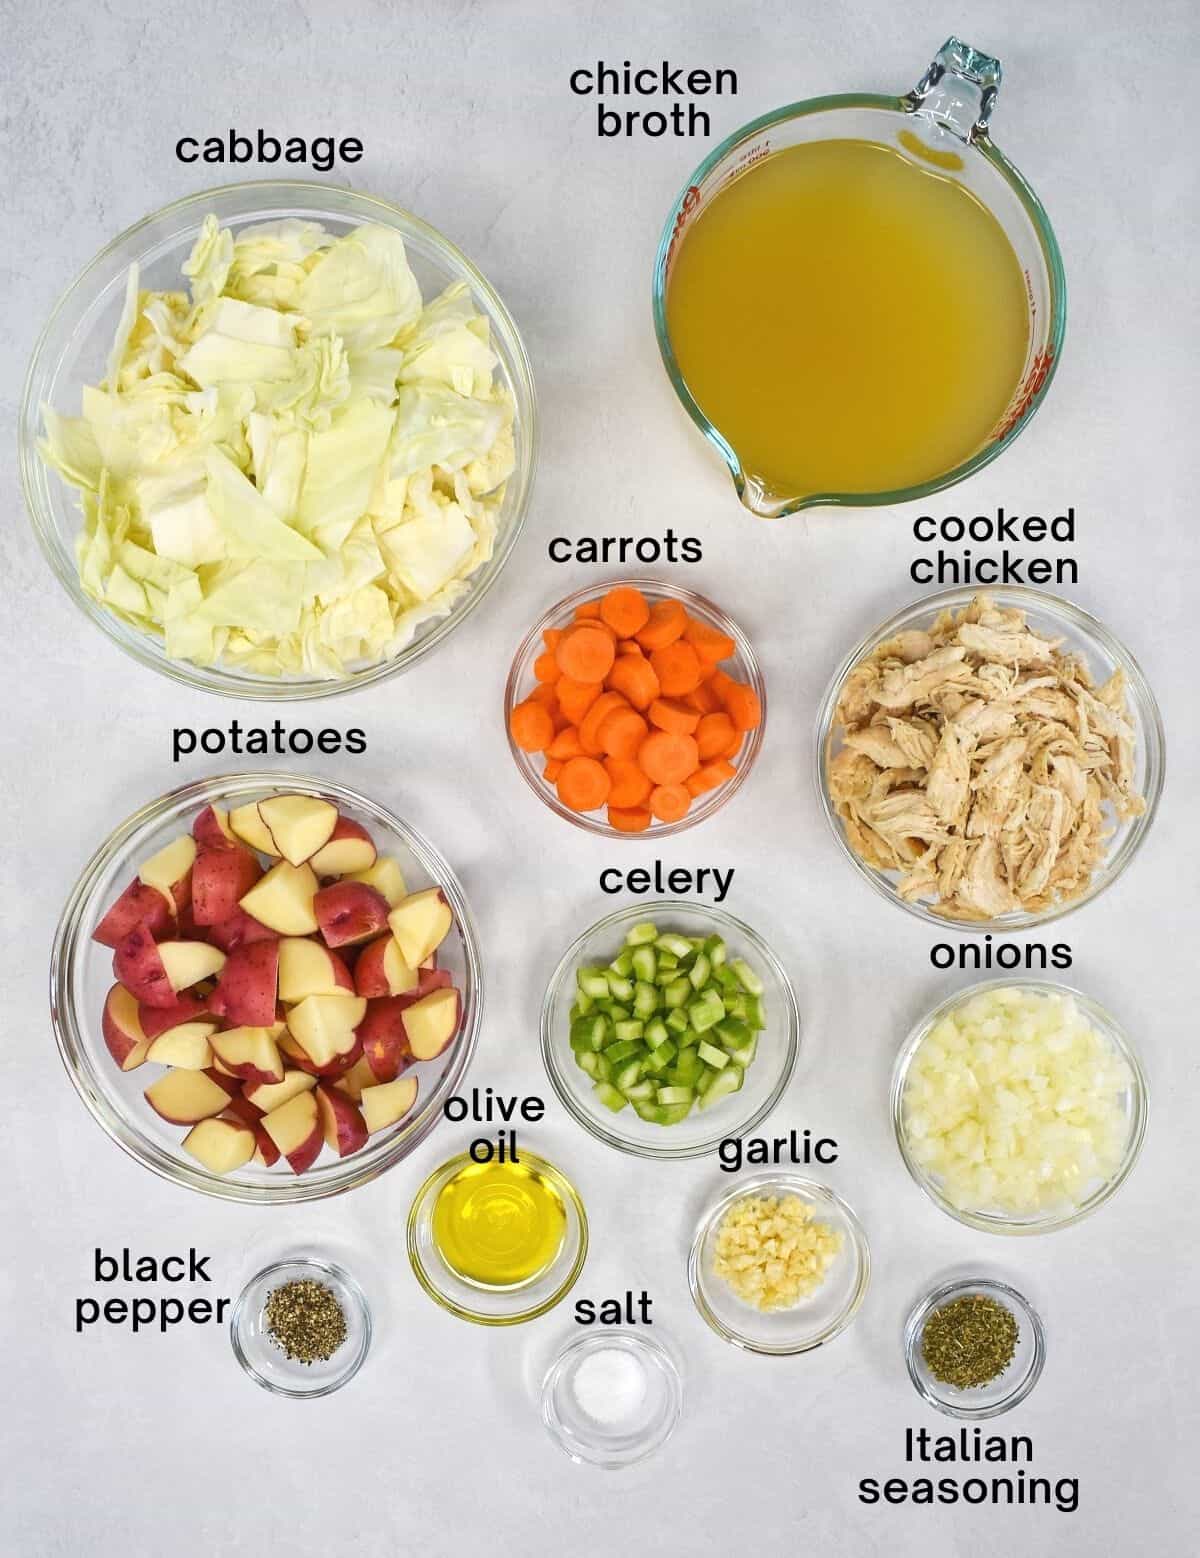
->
433, 1160, 567, 1289
666, 138, 1030, 499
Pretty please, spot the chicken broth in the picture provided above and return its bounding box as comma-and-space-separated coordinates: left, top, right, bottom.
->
665, 139, 1030, 498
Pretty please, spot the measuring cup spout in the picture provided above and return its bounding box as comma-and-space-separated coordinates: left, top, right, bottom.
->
734, 468, 812, 520
905, 37, 1003, 145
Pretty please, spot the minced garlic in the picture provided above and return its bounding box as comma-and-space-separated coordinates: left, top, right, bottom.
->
712, 1193, 842, 1312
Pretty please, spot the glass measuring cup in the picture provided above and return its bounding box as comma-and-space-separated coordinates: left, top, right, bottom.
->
652, 38, 1066, 517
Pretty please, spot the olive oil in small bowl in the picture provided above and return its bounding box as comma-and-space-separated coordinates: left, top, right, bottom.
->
408, 1151, 588, 1324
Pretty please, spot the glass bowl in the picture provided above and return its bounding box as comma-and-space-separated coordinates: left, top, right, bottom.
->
540, 902, 799, 1160
231, 1256, 371, 1398
688, 1173, 870, 1355
541, 1330, 683, 1468
50, 772, 482, 1202
815, 585, 1164, 930
892, 979, 1147, 1234
505, 578, 766, 839
407, 1150, 588, 1325
904, 1276, 1045, 1419
19, 180, 537, 700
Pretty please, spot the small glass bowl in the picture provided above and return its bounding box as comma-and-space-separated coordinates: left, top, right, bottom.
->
904, 1277, 1045, 1419
231, 1257, 371, 1398
407, 1150, 588, 1325
541, 1330, 683, 1469
505, 578, 766, 838
20, 180, 537, 700
892, 979, 1148, 1235
689, 1173, 870, 1355
541, 902, 799, 1160
814, 585, 1164, 930
51, 772, 482, 1203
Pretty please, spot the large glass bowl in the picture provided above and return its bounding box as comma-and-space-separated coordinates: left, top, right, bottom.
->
815, 586, 1165, 930
505, 579, 767, 839
50, 772, 482, 1202
540, 902, 799, 1159
20, 181, 537, 700
891, 979, 1147, 1234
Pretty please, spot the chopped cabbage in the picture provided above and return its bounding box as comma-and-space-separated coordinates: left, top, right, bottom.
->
40, 214, 515, 679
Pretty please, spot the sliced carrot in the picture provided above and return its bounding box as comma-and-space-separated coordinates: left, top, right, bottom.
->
685, 679, 721, 715
649, 783, 691, 823
542, 627, 563, 651
573, 600, 603, 621
600, 585, 650, 638
618, 639, 644, 656
707, 667, 736, 702
556, 756, 611, 812
580, 690, 629, 754
648, 697, 701, 735
683, 616, 736, 663
604, 757, 653, 808
638, 729, 699, 786
695, 711, 736, 759
556, 623, 616, 684
547, 725, 584, 760
721, 731, 743, 759
608, 805, 651, 833
650, 640, 703, 696
606, 653, 660, 712
598, 706, 649, 761
534, 650, 560, 683
686, 758, 737, 797
509, 699, 555, 753
529, 681, 558, 707
543, 758, 563, 783
720, 679, 762, 732
635, 598, 687, 651
556, 677, 602, 724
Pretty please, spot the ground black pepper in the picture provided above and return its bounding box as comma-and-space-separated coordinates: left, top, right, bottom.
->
264, 1279, 347, 1364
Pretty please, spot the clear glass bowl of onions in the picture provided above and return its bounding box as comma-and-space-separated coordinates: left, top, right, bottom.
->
891, 979, 1147, 1234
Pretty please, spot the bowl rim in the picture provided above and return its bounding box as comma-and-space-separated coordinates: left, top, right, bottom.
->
539, 1327, 684, 1468
504, 576, 767, 839
890, 977, 1149, 1234
539, 900, 800, 1159
50, 770, 483, 1203
19, 178, 538, 702
687, 1171, 871, 1355
406, 1148, 588, 1326
230, 1255, 372, 1399
903, 1275, 1045, 1419
813, 583, 1166, 931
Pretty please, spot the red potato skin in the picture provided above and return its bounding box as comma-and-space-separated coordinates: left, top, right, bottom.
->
313, 881, 391, 949
136, 989, 211, 1041
209, 941, 279, 1027
207, 907, 280, 954
315, 1084, 369, 1157
417, 967, 453, 998
191, 846, 263, 926
357, 996, 417, 1083
202, 1069, 241, 1099
112, 924, 174, 1007
277, 1030, 364, 1080
192, 805, 238, 851
93, 878, 174, 949
101, 985, 147, 1068
310, 818, 377, 877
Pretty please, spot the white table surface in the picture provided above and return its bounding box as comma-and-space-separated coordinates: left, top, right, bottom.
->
3, 1, 1197, 1553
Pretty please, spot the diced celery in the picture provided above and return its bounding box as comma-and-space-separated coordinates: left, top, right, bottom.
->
623, 1079, 655, 1102
689, 995, 725, 1033
746, 994, 767, 1031
624, 921, 659, 946
715, 964, 739, 993
615, 1059, 645, 1091
571, 991, 594, 1018
606, 1003, 632, 1023
633, 1100, 669, 1124
570, 1014, 609, 1052
642, 1047, 671, 1077
665, 1008, 690, 1035
594, 1081, 628, 1113
698, 1065, 744, 1109
657, 1084, 694, 1107
577, 967, 610, 1000
664, 977, 691, 1009
697, 1039, 729, 1070
655, 952, 679, 977
726, 1036, 757, 1068
731, 958, 764, 995
608, 948, 635, 978
633, 981, 658, 1019
647, 1039, 677, 1069
668, 1048, 703, 1087
604, 1038, 643, 1065
644, 1017, 669, 1047
715, 1018, 752, 1050
655, 933, 693, 958
631, 945, 658, 984
613, 1019, 644, 1044
688, 952, 711, 990
607, 973, 634, 1002
703, 934, 727, 967
658, 1102, 693, 1124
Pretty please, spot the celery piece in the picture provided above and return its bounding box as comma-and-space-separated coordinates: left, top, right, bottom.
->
665, 1008, 690, 1035
698, 1065, 744, 1109
571, 991, 595, 1018
633, 981, 659, 1019
608, 948, 635, 979
697, 1039, 729, 1070
644, 1017, 670, 1048
688, 952, 711, 991
726, 1036, 758, 1069
570, 1014, 610, 1052
702, 934, 727, 968
604, 1038, 643, 1066
731, 958, 764, 995
607, 973, 634, 1002
615, 1059, 645, 1092
624, 921, 659, 947
715, 1018, 752, 1050
647, 1039, 677, 1070
664, 977, 691, 1010
655, 933, 693, 959
669, 1048, 704, 1087
594, 1081, 629, 1113
746, 994, 767, 1031
613, 1019, 644, 1044
623, 1079, 655, 1102
659, 1102, 693, 1125
655, 952, 679, 977
688, 994, 725, 1034
633, 1100, 669, 1124
656, 1085, 694, 1107
631, 945, 658, 984
577, 966, 610, 1000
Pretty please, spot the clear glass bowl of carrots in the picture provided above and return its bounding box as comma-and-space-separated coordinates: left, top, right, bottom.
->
505, 580, 766, 837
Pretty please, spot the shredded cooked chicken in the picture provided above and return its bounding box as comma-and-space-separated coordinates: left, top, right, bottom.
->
828, 595, 1146, 920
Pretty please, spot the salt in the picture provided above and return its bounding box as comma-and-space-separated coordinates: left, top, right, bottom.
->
571, 1347, 648, 1426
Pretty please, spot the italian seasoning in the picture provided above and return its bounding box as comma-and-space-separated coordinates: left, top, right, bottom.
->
921, 1294, 1018, 1390
264, 1279, 347, 1365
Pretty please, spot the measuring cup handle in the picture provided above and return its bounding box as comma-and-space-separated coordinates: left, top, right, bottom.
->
905, 36, 1003, 144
